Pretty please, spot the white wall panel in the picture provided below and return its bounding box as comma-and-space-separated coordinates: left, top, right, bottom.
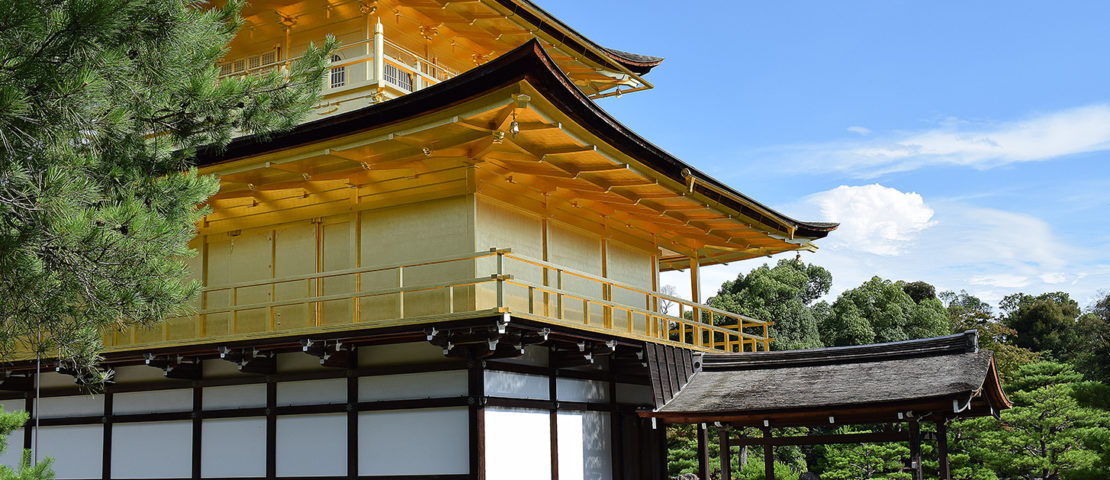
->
38, 425, 103, 479
558, 412, 612, 480
202, 417, 265, 478
276, 378, 346, 406
556, 378, 609, 403
358, 408, 468, 475
203, 383, 266, 410
485, 408, 550, 480
358, 371, 467, 402
113, 389, 192, 415
113, 365, 170, 384
112, 421, 191, 479
38, 394, 103, 419
485, 371, 548, 400
275, 414, 346, 477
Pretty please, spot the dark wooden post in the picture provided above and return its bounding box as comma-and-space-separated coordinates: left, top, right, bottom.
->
696, 423, 710, 480
762, 426, 774, 480
908, 419, 923, 480
719, 426, 732, 480
937, 419, 950, 480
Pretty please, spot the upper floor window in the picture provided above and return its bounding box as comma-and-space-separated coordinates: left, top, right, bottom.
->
330, 54, 346, 88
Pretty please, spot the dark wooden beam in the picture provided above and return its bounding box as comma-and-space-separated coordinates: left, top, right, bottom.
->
909, 419, 923, 480
937, 419, 950, 480
102, 391, 112, 480
468, 359, 486, 480
762, 426, 774, 480
732, 430, 912, 447
697, 423, 710, 480
719, 426, 731, 480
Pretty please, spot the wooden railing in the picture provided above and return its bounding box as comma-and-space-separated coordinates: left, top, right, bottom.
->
216, 36, 457, 111
111, 249, 771, 353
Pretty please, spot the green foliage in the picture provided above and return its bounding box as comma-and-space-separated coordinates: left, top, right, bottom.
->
0, 407, 53, 480
708, 259, 831, 350
0, 0, 334, 376
1065, 309, 1110, 383
900, 281, 936, 304
820, 277, 949, 347
817, 441, 910, 480
942, 290, 1041, 381
951, 362, 1110, 480
736, 460, 800, 480
1000, 292, 1081, 356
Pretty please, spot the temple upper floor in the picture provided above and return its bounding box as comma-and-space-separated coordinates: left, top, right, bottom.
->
215, 0, 662, 121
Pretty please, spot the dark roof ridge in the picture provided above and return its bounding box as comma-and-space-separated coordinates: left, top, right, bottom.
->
498, 0, 663, 74
700, 331, 980, 371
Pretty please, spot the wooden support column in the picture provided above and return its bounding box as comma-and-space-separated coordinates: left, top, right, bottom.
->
762, 426, 774, 480
549, 368, 559, 480
192, 385, 202, 480
719, 426, 732, 480
689, 256, 701, 346
696, 423, 710, 480
102, 391, 113, 480
347, 369, 358, 480
937, 419, 950, 480
657, 420, 668, 480
908, 419, 923, 480
266, 378, 276, 479
468, 359, 486, 480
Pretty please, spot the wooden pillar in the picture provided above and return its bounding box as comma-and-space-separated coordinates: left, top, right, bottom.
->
657, 421, 669, 480
696, 423, 710, 480
762, 426, 774, 480
689, 256, 700, 303
908, 419, 923, 480
468, 359, 486, 480
937, 419, 950, 480
719, 426, 732, 480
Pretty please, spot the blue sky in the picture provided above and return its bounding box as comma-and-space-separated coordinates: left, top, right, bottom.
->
543, 1, 1110, 308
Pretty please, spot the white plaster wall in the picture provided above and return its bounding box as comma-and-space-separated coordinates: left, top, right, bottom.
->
113, 365, 172, 384
202, 383, 267, 410
494, 345, 549, 367
358, 408, 469, 475
484, 371, 548, 400
485, 408, 551, 480
558, 411, 612, 480
202, 417, 265, 478
35, 425, 103, 480
37, 394, 103, 418
275, 414, 346, 477
111, 421, 192, 479
556, 378, 609, 403
276, 352, 325, 372
113, 389, 192, 415
276, 378, 346, 406
358, 371, 467, 401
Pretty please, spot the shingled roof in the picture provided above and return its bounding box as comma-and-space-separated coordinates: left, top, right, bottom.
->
643, 331, 1010, 427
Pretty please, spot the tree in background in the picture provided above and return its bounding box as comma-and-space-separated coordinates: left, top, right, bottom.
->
708, 259, 831, 350
819, 276, 949, 347
1065, 293, 1110, 383
1000, 292, 1081, 356
952, 362, 1110, 480
941, 290, 1041, 381
0, 0, 334, 378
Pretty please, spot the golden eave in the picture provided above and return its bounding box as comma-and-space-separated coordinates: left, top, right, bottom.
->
199, 79, 818, 269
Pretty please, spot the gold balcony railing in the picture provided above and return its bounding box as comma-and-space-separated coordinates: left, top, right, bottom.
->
107, 249, 772, 353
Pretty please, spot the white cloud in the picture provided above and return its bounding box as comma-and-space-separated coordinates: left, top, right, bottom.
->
1040, 272, 1067, 284
779, 104, 1110, 177
846, 126, 872, 136
805, 184, 935, 256
660, 184, 1110, 310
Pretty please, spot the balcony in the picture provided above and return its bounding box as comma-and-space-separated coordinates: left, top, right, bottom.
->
105, 249, 773, 354
217, 34, 458, 118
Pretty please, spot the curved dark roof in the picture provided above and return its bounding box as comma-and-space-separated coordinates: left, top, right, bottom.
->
195, 40, 833, 239
495, 0, 663, 74
647, 331, 1011, 425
